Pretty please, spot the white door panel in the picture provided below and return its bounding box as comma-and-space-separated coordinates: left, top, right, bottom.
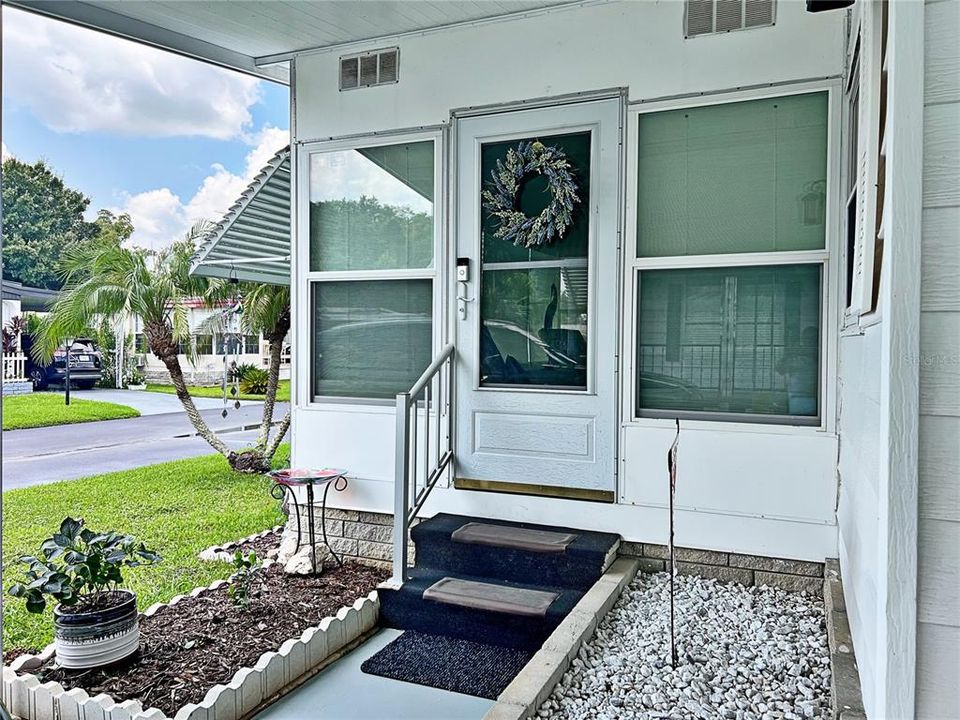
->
455, 98, 621, 495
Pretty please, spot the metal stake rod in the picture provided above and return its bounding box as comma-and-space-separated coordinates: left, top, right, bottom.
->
667, 418, 680, 668
64, 342, 71, 406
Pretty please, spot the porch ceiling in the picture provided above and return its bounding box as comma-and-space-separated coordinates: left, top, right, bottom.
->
5, 0, 578, 83
190, 147, 291, 286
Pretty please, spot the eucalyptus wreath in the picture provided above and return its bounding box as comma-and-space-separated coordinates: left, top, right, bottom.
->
481, 140, 580, 249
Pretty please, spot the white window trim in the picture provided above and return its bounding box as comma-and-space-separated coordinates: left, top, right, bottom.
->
621, 80, 842, 435
845, 3, 885, 324
295, 128, 446, 409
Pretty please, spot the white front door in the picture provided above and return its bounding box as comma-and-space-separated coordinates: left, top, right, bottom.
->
454, 98, 621, 499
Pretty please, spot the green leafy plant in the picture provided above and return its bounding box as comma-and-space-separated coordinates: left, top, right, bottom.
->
227, 550, 261, 609
231, 363, 259, 383
239, 368, 269, 395
7, 517, 161, 613
127, 368, 145, 386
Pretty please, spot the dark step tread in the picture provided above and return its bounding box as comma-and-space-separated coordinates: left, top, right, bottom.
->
451, 522, 577, 554
423, 576, 558, 617
414, 513, 620, 560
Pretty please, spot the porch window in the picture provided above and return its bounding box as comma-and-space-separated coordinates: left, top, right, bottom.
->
307, 137, 437, 400
634, 91, 829, 424
244, 334, 261, 355
194, 334, 214, 356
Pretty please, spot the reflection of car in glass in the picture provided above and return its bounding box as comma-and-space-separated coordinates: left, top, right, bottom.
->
482, 321, 585, 387
636, 372, 705, 412
20, 335, 102, 391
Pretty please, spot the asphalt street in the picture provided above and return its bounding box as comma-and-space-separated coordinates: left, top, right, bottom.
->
1, 402, 290, 490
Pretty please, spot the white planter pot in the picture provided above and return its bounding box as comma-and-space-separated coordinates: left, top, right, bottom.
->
53, 590, 140, 670
127, 384, 147, 391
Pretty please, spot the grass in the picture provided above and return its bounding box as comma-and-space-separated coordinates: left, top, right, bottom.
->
2, 393, 141, 431
145, 379, 291, 403
1, 447, 287, 651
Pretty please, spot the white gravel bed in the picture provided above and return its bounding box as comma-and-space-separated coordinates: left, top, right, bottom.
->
538, 572, 830, 720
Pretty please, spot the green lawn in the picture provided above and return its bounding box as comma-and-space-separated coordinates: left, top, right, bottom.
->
2, 393, 141, 431
145, 379, 291, 403
1, 449, 286, 651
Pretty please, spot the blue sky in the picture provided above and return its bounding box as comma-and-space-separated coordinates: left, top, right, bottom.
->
1, 7, 289, 249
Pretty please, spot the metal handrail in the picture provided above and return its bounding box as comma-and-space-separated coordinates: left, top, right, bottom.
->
391, 344, 455, 585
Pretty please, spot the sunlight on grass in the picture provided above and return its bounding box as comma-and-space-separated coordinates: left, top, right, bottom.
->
2, 393, 140, 431
145, 379, 291, 403
1, 447, 287, 651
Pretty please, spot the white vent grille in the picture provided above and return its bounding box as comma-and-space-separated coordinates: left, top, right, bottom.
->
339, 47, 400, 90
685, 0, 775, 37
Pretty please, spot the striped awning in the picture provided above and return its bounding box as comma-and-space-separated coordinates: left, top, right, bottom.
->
191, 146, 291, 286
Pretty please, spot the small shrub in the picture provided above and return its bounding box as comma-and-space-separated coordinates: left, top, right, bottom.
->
228, 551, 261, 609
231, 363, 259, 382
239, 367, 269, 395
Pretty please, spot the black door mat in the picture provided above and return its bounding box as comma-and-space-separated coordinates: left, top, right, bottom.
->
360, 630, 534, 700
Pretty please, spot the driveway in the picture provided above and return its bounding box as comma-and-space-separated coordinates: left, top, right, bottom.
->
2, 402, 290, 491
68, 388, 257, 415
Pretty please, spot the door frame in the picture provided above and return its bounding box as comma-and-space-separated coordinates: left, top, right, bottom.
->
448, 88, 628, 500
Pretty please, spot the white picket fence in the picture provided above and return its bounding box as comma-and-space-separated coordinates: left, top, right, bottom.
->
2, 353, 27, 382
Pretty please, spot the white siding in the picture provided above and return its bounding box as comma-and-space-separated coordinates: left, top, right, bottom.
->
291, 0, 846, 561
917, 0, 960, 715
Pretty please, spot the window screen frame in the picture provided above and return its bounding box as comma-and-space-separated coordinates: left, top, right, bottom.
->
623, 81, 841, 432
297, 129, 445, 407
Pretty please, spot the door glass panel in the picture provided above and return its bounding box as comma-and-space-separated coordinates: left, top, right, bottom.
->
637, 92, 828, 257
479, 131, 591, 389
309, 141, 435, 271
636, 264, 821, 421
312, 279, 432, 399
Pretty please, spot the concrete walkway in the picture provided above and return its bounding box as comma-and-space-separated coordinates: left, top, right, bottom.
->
2, 402, 289, 490
254, 629, 492, 720
67, 388, 256, 415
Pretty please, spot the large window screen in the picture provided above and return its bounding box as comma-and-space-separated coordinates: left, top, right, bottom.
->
636, 264, 821, 421
479, 131, 591, 389
309, 141, 434, 271
312, 280, 433, 399
637, 92, 828, 257
308, 138, 436, 400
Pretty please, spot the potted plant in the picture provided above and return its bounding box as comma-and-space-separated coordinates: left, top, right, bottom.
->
8, 517, 160, 669
126, 368, 146, 390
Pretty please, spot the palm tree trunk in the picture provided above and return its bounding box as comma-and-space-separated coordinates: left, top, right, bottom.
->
255, 337, 285, 451
265, 411, 291, 460
159, 353, 231, 457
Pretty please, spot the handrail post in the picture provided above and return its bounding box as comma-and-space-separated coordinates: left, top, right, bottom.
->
392, 391, 411, 585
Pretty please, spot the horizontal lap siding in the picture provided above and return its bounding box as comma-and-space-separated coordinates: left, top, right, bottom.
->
918, 1, 960, 716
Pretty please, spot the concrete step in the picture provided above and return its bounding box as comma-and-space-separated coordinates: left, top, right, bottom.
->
412, 513, 620, 591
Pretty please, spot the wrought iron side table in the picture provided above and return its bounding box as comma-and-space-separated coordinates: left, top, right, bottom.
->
268, 468, 349, 573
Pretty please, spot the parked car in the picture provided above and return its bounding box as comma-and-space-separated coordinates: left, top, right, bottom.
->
20, 335, 103, 391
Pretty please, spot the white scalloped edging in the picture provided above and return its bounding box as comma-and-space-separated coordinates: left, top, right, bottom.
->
197, 525, 284, 563
4, 561, 379, 720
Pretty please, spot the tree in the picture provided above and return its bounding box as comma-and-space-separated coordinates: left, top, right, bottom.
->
1, 158, 98, 289
32, 224, 290, 473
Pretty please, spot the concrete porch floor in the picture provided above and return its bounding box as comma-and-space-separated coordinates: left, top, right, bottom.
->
254, 629, 494, 720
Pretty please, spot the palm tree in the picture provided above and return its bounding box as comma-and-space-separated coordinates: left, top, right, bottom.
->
32, 222, 289, 472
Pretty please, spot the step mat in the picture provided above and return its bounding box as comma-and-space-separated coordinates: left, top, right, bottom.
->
451, 521, 578, 554
423, 576, 558, 617
360, 630, 533, 700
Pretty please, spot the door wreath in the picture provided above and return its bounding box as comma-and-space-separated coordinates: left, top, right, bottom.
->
482, 140, 580, 249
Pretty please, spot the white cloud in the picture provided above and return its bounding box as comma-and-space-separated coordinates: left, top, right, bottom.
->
1, 7, 262, 140
1, 141, 11, 161
116, 126, 288, 249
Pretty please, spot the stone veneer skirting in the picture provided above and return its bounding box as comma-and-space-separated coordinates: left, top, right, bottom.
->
2, 380, 33, 396
289, 507, 824, 594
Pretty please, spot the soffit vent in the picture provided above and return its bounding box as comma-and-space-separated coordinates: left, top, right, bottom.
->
339, 47, 400, 90
685, 0, 776, 37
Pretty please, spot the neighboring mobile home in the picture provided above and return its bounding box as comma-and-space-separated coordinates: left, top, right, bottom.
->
9, 1, 956, 716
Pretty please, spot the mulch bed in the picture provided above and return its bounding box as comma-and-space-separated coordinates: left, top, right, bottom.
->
3, 647, 38, 666
32, 562, 388, 717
